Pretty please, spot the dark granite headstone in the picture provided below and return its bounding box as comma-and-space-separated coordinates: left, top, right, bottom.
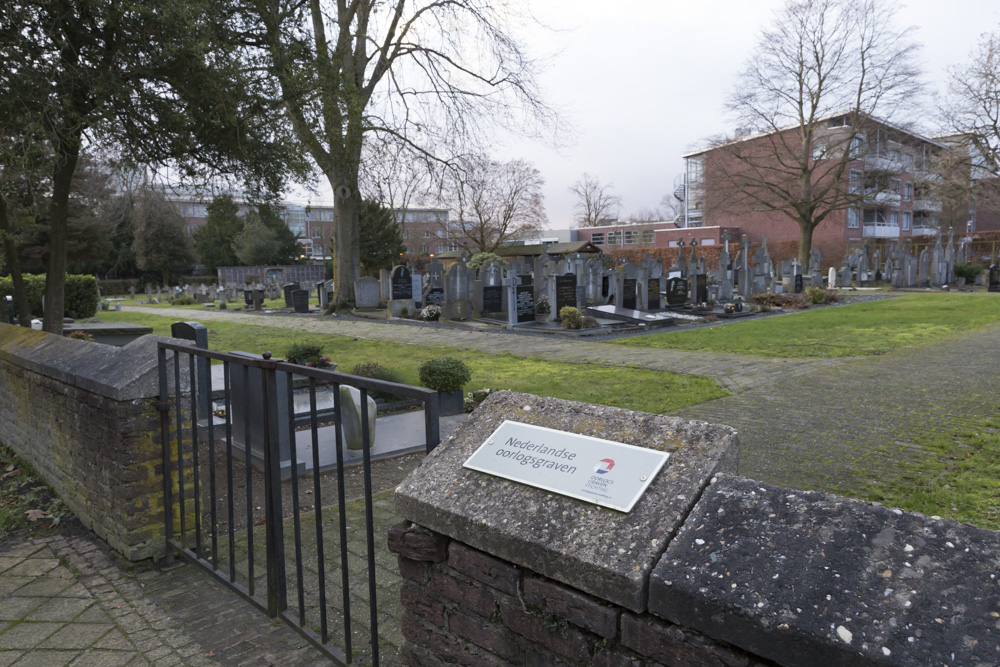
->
695, 274, 708, 303
647, 279, 661, 310
515, 285, 535, 323
482, 285, 502, 314
282, 283, 300, 307
666, 277, 689, 306
390, 265, 413, 300
990, 264, 1000, 293
425, 287, 445, 306
518, 274, 533, 287
602, 276, 610, 298
794, 274, 804, 294
555, 273, 576, 314
622, 278, 637, 309
291, 289, 309, 313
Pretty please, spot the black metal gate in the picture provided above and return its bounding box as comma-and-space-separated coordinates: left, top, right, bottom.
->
156, 341, 440, 665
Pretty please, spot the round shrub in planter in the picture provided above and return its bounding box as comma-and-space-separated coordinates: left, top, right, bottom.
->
559, 306, 584, 329
419, 357, 472, 416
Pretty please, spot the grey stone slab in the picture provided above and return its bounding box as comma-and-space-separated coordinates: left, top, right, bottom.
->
650, 475, 1000, 667
395, 391, 738, 612
0, 621, 64, 649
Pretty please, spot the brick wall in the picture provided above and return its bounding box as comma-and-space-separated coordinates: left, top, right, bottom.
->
0, 324, 191, 560
389, 523, 768, 666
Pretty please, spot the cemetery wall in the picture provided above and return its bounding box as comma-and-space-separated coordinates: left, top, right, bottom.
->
392, 391, 1000, 666
0, 324, 190, 560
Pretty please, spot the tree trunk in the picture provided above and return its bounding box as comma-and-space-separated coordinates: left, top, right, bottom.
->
329, 175, 360, 310
798, 221, 815, 268
0, 197, 32, 326
42, 144, 81, 335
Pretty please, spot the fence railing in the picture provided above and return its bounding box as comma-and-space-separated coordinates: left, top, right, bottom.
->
156, 341, 440, 666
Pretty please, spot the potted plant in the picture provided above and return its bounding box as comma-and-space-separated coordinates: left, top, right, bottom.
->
285, 343, 335, 369
419, 357, 472, 416
534, 295, 551, 323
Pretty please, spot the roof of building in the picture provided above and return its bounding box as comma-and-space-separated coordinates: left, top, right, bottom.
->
434, 241, 601, 260
681, 111, 945, 159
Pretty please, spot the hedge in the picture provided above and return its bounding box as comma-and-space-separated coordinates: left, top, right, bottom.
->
0, 274, 99, 320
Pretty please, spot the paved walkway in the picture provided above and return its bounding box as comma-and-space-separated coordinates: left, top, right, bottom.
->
131, 306, 851, 392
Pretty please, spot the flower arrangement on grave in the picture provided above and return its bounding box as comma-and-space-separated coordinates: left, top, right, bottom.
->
64, 331, 93, 341
285, 343, 333, 368
534, 295, 551, 314
419, 304, 441, 321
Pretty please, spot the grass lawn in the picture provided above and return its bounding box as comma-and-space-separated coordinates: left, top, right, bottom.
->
862, 416, 1000, 531
97, 311, 727, 415
609, 292, 1000, 358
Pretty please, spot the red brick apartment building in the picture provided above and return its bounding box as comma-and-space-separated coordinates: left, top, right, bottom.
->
673, 113, 1000, 262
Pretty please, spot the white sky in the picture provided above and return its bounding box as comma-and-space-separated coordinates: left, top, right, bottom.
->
296, 0, 1000, 229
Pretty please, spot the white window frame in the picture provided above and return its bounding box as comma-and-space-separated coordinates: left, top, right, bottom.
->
901, 211, 912, 231
847, 208, 861, 229
590, 232, 605, 245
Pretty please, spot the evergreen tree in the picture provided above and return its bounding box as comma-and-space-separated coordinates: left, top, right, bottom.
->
359, 200, 405, 275
194, 195, 243, 272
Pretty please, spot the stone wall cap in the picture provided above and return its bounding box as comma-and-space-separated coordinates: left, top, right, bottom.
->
650, 475, 1000, 666
0, 324, 191, 401
394, 391, 738, 612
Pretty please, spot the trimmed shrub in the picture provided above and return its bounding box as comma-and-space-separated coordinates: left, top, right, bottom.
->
559, 306, 584, 329
171, 295, 197, 306
0, 274, 97, 319
419, 357, 472, 393
581, 315, 600, 329
285, 343, 332, 368
954, 261, 985, 282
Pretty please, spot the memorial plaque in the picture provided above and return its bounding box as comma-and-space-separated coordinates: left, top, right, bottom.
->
518, 274, 533, 287
555, 274, 576, 314
647, 279, 661, 310
515, 285, 535, 323
464, 420, 669, 513
695, 274, 708, 303
391, 266, 413, 300
482, 285, 502, 313
602, 276, 610, 297
425, 287, 445, 306
666, 277, 688, 306
622, 278, 637, 309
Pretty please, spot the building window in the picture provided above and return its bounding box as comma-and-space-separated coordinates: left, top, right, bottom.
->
312, 228, 323, 238
420, 244, 429, 253
687, 157, 704, 185
641, 229, 655, 244
624, 230, 638, 245
606, 231, 620, 245
891, 178, 901, 195
847, 208, 861, 229
862, 209, 886, 224
668, 240, 679, 247
902, 182, 913, 201
700, 239, 716, 246
590, 232, 605, 245
849, 134, 866, 159
849, 170, 863, 195
901, 211, 912, 231
423, 230, 431, 238
888, 209, 898, 227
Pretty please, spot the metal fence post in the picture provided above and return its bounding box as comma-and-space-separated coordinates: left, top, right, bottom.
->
260, 352, 287, 617
157, 345, 174, 566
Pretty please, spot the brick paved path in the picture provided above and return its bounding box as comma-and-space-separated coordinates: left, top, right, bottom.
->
128, 306, 851, 392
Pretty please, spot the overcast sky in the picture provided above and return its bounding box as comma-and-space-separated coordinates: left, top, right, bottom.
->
295, 1, 999, 229
494, 0, 1000, 229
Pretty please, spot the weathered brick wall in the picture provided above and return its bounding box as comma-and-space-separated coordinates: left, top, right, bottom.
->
389, 523, 767, 666
0, 324, 191, 560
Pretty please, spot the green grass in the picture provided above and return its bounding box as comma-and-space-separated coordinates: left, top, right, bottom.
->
97, 311, 727, 414
861, 416, 1000, 530
610, 293, 1000, 358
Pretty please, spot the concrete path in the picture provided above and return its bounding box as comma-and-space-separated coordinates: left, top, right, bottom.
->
131, 306, 852, 392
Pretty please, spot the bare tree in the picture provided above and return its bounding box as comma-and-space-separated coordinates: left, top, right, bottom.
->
570, 173, 621, 226
625, 207, 663, 222
940, 28, 1000, 214
711, 0, 922, 265
244, 0, 554, 308
359, 140, 433, 220
442, 154, 546, 253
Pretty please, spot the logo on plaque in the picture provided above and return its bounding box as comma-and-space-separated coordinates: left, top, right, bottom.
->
594, 459, 615, 474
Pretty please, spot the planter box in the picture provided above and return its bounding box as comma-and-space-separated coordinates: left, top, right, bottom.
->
438, 389, 465, 416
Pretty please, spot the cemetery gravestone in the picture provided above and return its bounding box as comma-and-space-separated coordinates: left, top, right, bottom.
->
621, 278, 637, 309
555, 274, 577, 315
695, 274, 708, 303
515, 284, 535, 324
353, 277, 380, 308
291, 289, 310, 313
282, 283, 299, 308
647, 278, 661, 310
989, 265, 1000, 293
666, 277, 688, 307
482, 285, 502, 315
390, 265, 413, 300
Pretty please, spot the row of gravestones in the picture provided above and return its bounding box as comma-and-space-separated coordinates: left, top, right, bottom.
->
835, 231, 960, 289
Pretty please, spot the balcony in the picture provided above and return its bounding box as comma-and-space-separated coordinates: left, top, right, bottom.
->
913, 199, 942, 212
864, 191, 901, 207
911, 225, 937, 236
862, 223, 901, 238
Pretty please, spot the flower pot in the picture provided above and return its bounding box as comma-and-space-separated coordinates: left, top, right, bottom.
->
438, 389, 465, 416
535, 312, 550, 324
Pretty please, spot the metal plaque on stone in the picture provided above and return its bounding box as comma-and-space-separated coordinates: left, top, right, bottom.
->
555, 274, 576, 314
463, 420, 669, 513
622, 278, 637, 309
647, 280, 661, 310
424, 287, 444, 306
